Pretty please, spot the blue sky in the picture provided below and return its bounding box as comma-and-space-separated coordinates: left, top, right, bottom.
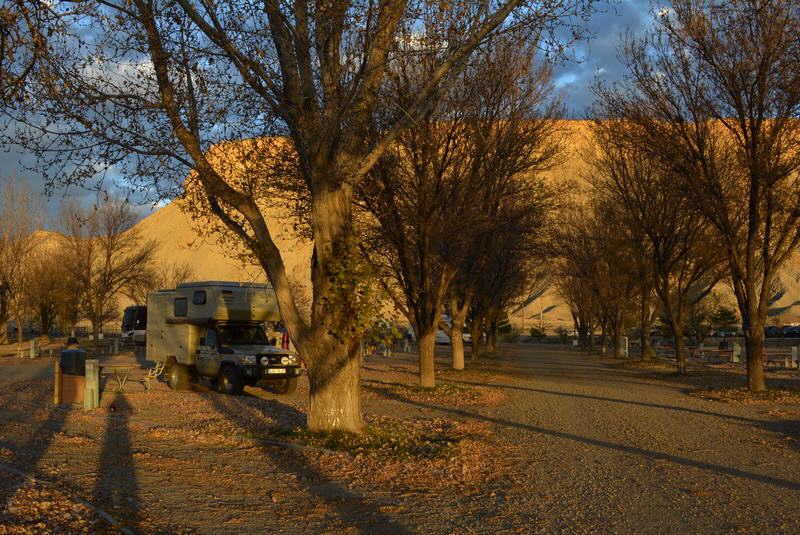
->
2, 0, 652, 224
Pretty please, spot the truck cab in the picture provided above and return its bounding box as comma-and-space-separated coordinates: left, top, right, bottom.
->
146, 281, 301, 395
195, 322, 300, 394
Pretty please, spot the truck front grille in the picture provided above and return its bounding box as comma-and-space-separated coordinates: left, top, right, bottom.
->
258, 354, 284, 365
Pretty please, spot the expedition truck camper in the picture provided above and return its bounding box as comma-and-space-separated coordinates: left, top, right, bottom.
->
146, 281, 301, 395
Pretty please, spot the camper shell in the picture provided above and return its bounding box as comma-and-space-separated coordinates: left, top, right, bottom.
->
147, 281, 301, 395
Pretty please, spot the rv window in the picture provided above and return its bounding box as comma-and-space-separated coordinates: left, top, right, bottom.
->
174, 297, 188, 317
205, 329, 218, 348
192, 290, 206, 305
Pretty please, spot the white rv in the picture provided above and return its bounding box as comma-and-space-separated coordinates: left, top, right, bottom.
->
146, 281, 300, 395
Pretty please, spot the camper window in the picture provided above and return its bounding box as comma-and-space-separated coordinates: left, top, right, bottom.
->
192, 290, 206, 305
174, 297, 188, 317
219, 325, 268, 346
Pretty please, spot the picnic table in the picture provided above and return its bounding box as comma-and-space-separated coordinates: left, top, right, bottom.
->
99, 364, 136, 393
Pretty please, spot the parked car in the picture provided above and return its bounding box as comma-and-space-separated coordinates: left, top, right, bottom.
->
782, 325, 800, 338
435, 330, 451, 345
765, 326, 782, 338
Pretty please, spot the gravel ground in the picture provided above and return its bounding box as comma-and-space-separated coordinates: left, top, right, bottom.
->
0, 345, 798, 534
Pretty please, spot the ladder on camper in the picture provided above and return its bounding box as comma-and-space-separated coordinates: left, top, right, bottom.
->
143, 362, 166, 391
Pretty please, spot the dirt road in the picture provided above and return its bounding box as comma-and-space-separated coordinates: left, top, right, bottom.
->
0, 345, 798, 533
437, 346, 800, 533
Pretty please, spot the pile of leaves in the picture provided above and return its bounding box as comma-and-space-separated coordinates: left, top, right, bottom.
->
0, 479, 105, 534
293, 417, 510, 491
691, 387, 800, 404
361, 379, 502, 406
270, 417, 462, 459
618, 360, 676, 370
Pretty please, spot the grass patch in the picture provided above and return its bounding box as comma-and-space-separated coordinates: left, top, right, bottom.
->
269, 420, 461, 459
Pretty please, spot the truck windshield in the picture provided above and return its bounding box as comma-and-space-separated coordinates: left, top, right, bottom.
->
218, 325, 268, 346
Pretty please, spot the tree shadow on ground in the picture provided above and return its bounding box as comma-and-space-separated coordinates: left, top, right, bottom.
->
0, 387, 70, 522
752, 416, 800, 453
208, 394, 412, 535
437, 378, 766, 425
371, 387, 800, 492
91, 391, 141, 533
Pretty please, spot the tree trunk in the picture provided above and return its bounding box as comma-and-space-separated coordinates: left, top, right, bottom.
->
612, 329, 622, 358
40, 306, 52, 338
664, 307, 686, 375
418, 329, 436, 388
600, 325, 607, 355
470, 321, 482, 362
449, 298, 468, 370
15, 313, 24, 345
640, 294, 654, 361
307, 346, 362, 432
0, 296, 7, 344
744, 324, 766, 392
299, 179, 370, 431
674, 329, 687, 375
486, 328, 497, 354
450, 324, 464, 370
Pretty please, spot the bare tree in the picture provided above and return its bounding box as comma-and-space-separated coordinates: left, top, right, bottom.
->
11, 0, 594, 431
360, 36, 562, 384
557, 204, 639, 358
441, 42, 565, 366
59, 198, 156, 340
123, 260, 195, 305
587, 118, 728, 372
23, 247, 63, 337
601, 0, 800, 390
0, 180, 42, 344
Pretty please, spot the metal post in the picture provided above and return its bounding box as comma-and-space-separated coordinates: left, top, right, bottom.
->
791, 346, 798, 369
539, 306, 543, 333
732, 342, 741, 363
113, 338, 119, 355
622, 336, 629, 359
29, 338, 35, 358
53, 360, 62, 405
84, 359, 100, 410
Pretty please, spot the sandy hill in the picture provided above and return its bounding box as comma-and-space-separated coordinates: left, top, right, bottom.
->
130, 121, 800, 329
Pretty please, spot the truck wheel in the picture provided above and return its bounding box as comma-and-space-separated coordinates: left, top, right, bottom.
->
218, 365, 244, 395
272, 377, 298, 395
167, 363, 191, 391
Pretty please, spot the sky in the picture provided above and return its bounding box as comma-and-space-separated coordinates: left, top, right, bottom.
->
2, 0, 652, 225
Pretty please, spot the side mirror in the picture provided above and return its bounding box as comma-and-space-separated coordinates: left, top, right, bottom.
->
199, 337, 206, 346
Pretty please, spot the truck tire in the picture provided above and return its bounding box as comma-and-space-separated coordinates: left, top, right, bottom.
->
218, 365, 244, 395
272, 377, 298, 395
167, 363, 191, 391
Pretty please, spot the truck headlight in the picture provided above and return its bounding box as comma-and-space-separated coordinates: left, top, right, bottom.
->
260, 356, 270, 365
281, 355, 297, 365
239, 355, 257, 365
